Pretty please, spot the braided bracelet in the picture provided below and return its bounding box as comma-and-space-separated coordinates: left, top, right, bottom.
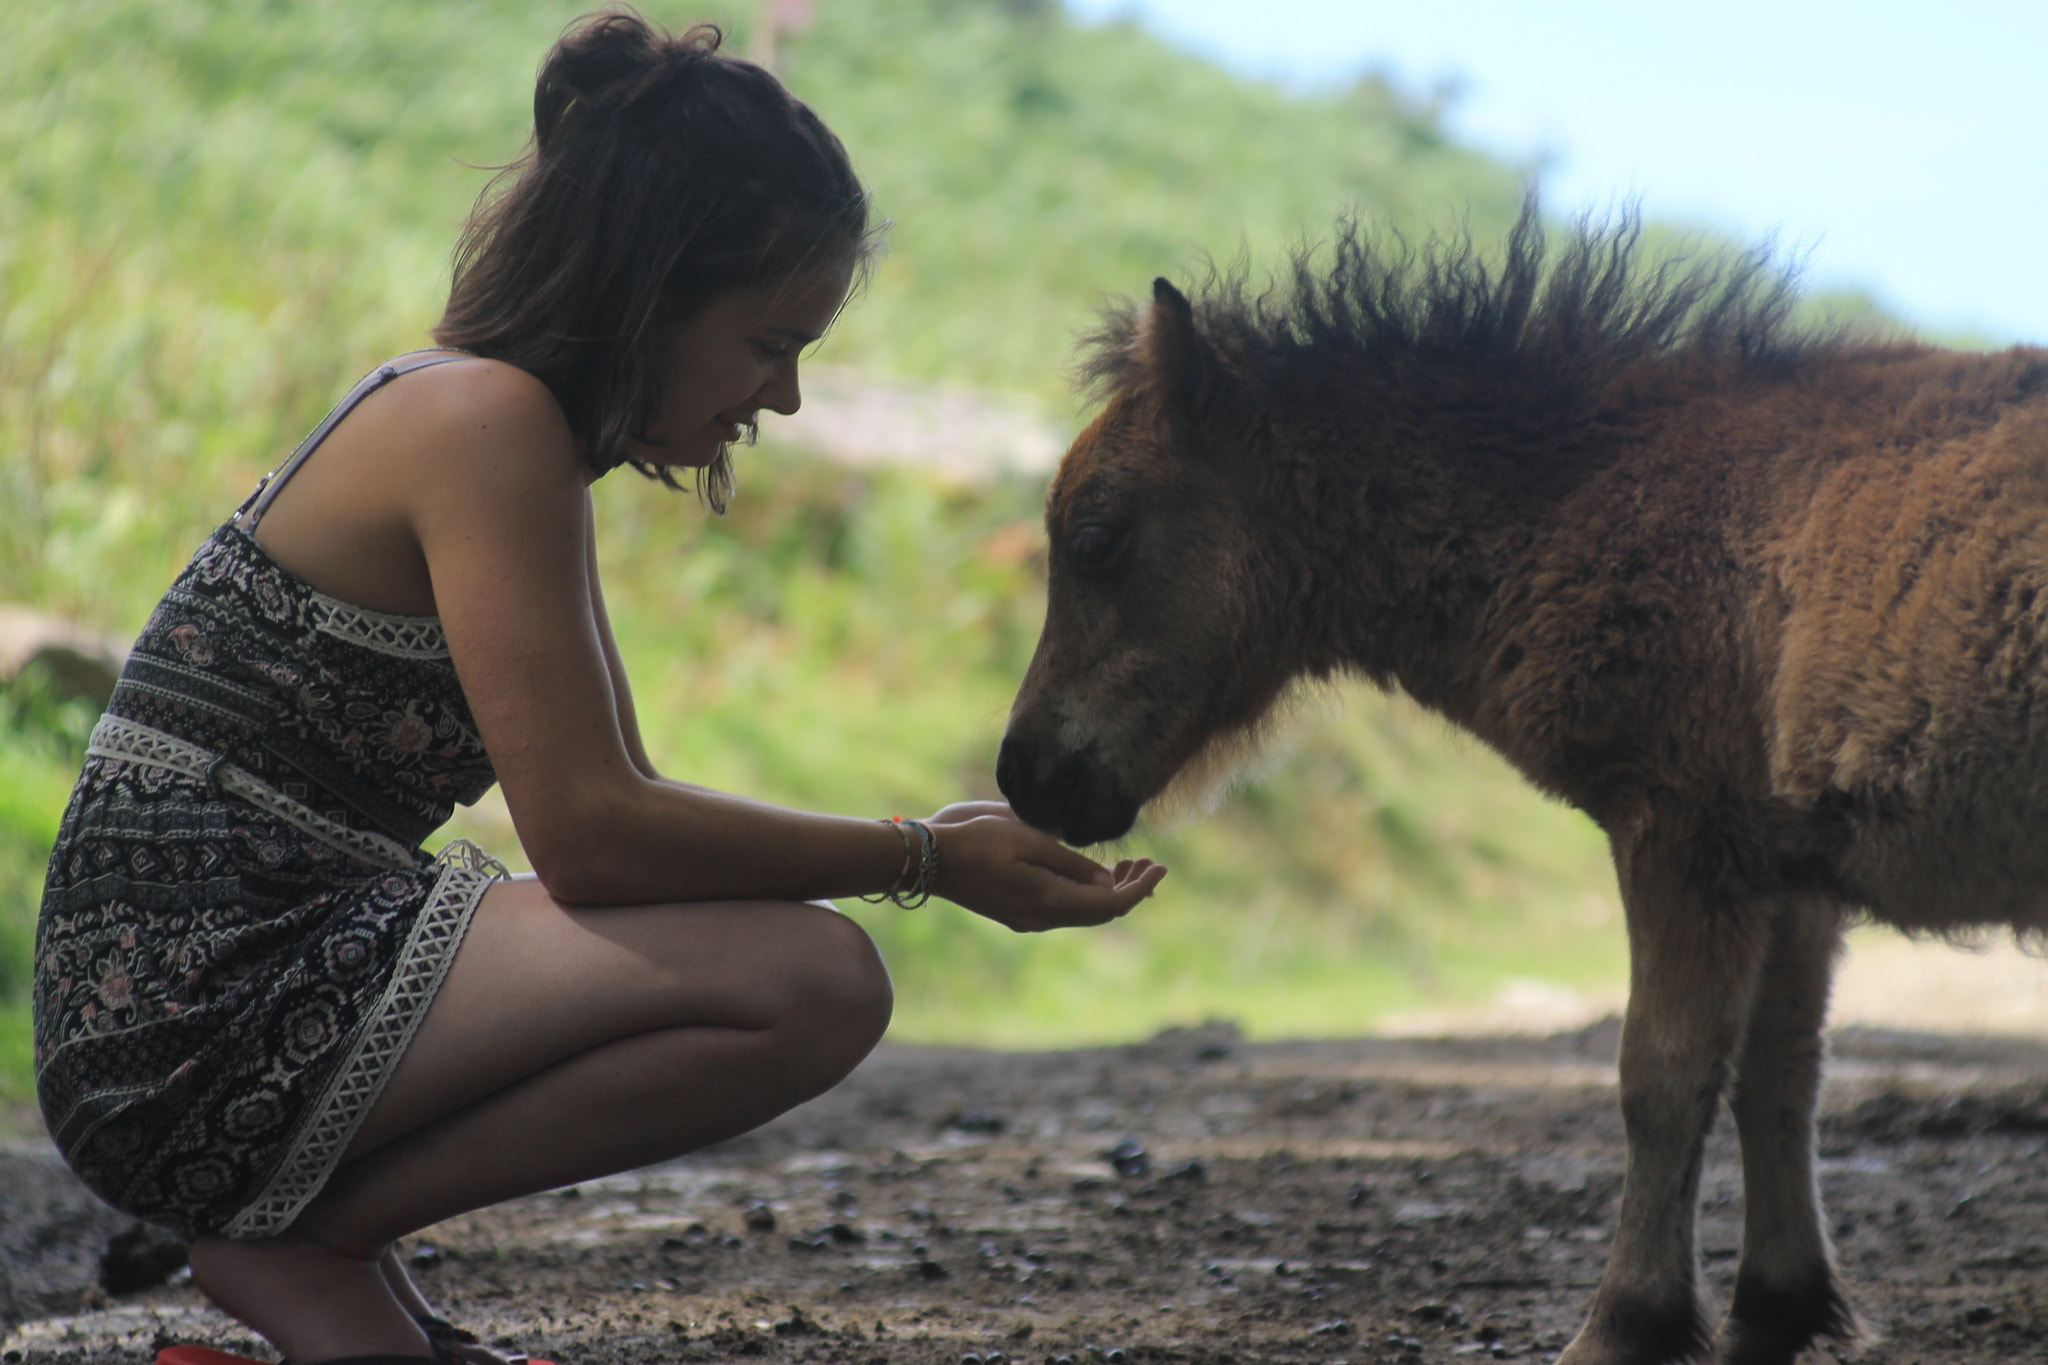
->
899, 817, 937, 909
858, 816, 937, 908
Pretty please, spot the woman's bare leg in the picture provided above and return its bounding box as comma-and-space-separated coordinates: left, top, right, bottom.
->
189, 879, 893, 1363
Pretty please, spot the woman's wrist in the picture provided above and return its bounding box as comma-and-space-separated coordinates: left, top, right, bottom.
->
857, 816, 937, 908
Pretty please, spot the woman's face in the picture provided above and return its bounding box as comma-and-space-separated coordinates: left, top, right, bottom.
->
631, 261, 855, 471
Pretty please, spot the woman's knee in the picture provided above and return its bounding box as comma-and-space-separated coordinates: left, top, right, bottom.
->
770, 901, 893, 1057
810, 903, 894, 1036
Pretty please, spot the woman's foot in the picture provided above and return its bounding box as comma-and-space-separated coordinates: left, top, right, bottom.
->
187, 1234, 434, 1364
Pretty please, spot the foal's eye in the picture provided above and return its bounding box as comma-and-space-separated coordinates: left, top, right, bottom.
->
1067, 522, 1129, 570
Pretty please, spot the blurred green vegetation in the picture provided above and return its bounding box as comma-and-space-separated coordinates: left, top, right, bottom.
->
14, 0, 1873, 1101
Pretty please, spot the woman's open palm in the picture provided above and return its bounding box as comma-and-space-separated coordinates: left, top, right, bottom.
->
923, 801, 1167, 932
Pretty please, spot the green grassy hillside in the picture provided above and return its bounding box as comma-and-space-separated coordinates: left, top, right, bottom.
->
0, 0, 1657, 1098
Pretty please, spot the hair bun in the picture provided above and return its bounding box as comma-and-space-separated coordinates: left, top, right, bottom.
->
535, 13, 721, 149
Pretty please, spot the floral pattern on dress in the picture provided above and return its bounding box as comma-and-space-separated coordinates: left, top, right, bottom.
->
35, 523, 499, 1238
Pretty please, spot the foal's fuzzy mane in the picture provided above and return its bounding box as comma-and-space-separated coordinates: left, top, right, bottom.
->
1082, 200, 1858, 398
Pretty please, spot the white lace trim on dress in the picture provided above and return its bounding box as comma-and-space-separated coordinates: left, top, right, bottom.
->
221, 860, 498, 1237
309, 595, 450, 660
87, 714, 422, 871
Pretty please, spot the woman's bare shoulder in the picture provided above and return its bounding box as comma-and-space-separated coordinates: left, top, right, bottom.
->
400, 356, 571, 440
383, 355, 587, 495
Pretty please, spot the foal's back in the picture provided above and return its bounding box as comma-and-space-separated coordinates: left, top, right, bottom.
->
1739, 347, 2048, 930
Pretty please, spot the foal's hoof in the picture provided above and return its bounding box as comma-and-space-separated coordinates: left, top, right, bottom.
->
1716, 1269, 1861, 1365
1556, 1293, 1711, 1365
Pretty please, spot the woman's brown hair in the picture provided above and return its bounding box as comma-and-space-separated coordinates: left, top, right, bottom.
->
434, 11, 874, 507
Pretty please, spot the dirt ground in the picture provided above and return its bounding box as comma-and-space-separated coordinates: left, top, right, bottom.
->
9, 1007, 2048, 1365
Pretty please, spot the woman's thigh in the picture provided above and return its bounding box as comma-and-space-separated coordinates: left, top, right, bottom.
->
343, 876, 889, 1159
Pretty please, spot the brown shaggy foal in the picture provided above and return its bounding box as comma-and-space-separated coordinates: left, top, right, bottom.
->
997, 206, 2048, 1365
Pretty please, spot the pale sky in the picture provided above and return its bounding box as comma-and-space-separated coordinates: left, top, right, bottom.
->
1061, 0, 2047, 345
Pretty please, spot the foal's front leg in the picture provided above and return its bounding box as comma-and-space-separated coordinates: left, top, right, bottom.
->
1558, 843, 1771, 1365
1718, 899, 1857, 1365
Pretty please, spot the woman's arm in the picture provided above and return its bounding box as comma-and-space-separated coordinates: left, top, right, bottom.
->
584, 494, 659, 782
404, 360, 1163, 921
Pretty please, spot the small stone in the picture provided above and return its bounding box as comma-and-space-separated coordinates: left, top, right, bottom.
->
774, 1308, 825, 1337
1102, 1140, 1151, 1179
1310, 1318, 1353, 1337
408, 1243, 444, 1269
746, 1202, 779, 1232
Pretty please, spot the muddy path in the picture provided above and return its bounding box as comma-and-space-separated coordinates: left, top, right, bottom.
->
9, 1021, 2048, 1365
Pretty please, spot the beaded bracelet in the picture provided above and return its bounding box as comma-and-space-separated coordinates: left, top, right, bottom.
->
859, 816, 938, 908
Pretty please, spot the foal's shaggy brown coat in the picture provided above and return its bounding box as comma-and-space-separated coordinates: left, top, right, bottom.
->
998, 206, 2048, 1365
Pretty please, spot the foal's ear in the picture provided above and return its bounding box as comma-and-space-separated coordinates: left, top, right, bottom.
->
1141, 277, 1204, 409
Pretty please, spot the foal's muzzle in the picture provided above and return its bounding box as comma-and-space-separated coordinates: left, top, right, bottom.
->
996, 732, 1140, 847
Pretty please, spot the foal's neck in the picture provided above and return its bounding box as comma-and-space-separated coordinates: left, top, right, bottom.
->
1267, 356, 1662, 724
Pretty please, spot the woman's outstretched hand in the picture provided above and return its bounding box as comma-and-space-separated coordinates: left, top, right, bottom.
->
921, 801, 1167, 933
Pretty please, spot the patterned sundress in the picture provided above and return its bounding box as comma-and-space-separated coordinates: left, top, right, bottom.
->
33, 353, 507, 1239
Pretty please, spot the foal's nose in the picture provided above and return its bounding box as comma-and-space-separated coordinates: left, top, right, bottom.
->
994, 733, 1035, 813
996, 731, 1139, 846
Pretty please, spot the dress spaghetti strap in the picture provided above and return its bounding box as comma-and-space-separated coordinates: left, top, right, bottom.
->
236, 351, 472, 529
